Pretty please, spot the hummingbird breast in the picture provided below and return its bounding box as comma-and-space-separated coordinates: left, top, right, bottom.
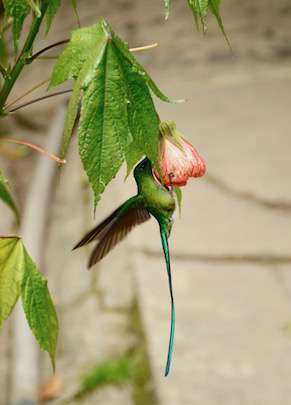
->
140, 175, 176, 218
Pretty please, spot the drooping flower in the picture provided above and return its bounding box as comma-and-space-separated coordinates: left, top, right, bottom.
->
154, 121, 206, 187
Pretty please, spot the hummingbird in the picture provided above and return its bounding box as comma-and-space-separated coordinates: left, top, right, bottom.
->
73, 157, 176, 376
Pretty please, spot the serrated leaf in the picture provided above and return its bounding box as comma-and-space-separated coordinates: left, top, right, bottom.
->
120, 56, 160, 173
208, 0, 230, 46
26, 0, 41, 17
186, 0, 230, 45
0, 170, 19, 221
173, 186, 182, 216
78, 43, 130, 206
49, 23, 109, 88
164, 0, 172, 20
50, 19, 172, 205
111, 30, 177, 103
60, 80, 81, 158
70, 0, 80, 27
46, 0, 61, 32
21, 245, 58, 369
3, 0, 30, 51
0, 236, 58, 369
187, 0, 209, 32
0, 237, 23, 327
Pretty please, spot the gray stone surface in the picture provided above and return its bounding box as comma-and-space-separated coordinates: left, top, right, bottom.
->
131, 74, 291, 404
42, 141, 135, 404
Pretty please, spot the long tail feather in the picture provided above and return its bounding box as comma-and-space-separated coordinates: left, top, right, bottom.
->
160, 224, 175, 377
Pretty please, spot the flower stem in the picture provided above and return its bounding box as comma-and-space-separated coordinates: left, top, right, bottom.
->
0, 137, 66, 164
0, 2, 49, 113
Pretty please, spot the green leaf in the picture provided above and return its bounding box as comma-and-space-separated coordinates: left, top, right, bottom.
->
186, 0, 230, 45
26, 0, 41, 17
0, 170, 19, 221
111, 29, 176, 103
60, 80, 81, 158
70, 0, 80, 27
46, 0, 61, 32
173, 186, 182, 216
3, 0, 30, 50
50, 19, 172, 205
0, 237, 23, 326
120, 56, 160, 173
0, 236, 58, 369
21, 247, 58, 369
187, 0, 209, 32
164, 0, 172, 20
78, 43, 130, 206
208, 0, 230, 46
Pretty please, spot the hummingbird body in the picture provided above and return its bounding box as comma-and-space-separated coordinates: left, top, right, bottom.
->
134, 157, 175, 227
74, 157, 176, 376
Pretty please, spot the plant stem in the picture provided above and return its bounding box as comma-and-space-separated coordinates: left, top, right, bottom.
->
0, 2, 49, 112
9, 89, 73, 112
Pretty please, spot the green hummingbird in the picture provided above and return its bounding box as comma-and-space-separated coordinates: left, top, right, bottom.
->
73, 157, 176, 376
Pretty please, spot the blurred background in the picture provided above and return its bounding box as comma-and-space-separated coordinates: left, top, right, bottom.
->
1, 0, 291, 404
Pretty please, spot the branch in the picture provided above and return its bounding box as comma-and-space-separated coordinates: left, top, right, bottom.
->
5, 78, 50, 109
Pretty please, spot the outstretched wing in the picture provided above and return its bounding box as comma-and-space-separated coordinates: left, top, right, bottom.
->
88, 207, 150, 268
160, 223, 175, 377
73, 196, 140, 250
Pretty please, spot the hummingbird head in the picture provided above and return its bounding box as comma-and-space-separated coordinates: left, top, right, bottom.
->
133, 157, 152, 181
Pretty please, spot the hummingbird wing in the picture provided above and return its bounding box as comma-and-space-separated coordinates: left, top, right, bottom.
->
88, 205, 150, 268
160, 223, 175, 377
73, 196, 143, 249
73, 196, 150, 267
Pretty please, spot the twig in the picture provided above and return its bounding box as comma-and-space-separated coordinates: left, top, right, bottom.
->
0, 137, 66, 164
29, 40, 158, 62
8, 89, 72, 112
130, 43, 158, 52
29, 39, 69, 62
5, 78, 50, 109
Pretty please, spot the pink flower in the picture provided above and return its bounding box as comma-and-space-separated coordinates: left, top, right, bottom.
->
154, 121, 206, 187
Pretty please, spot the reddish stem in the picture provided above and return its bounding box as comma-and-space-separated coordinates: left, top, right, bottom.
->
0, 137, 66, 164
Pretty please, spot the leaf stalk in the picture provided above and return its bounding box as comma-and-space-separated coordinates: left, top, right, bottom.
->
0, 137, 66, 164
